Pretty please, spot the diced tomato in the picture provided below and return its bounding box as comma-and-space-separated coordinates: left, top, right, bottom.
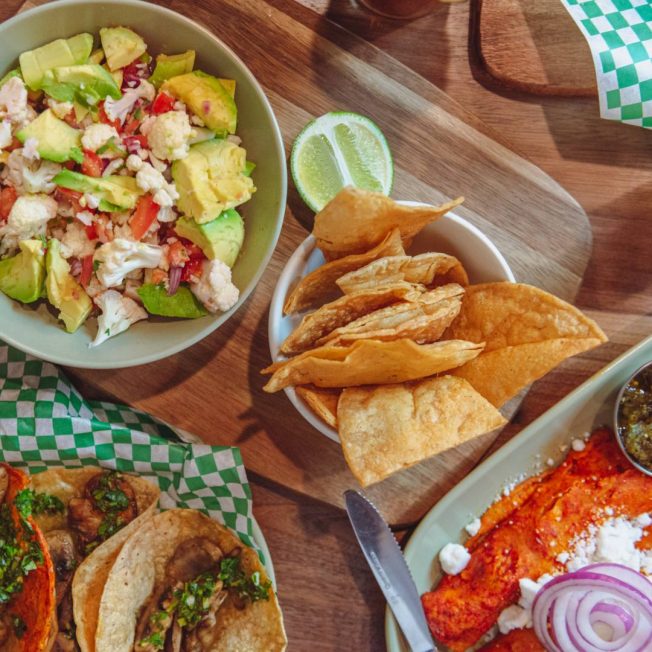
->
99, 102, 121, 130
151, 92, 175, 115
0, 186, 17, 222
62, 160, 76, 170
55, 187, 83, 214
129, 194, 160, 241
167, 240, 190, 267
85, 223, 98, 241
7, 137, 22, 152
181, 256, 204, 283
81, 149, 103, 178
79, 254, 94, 288
150, 268, 167, 285
122, 115, 140, 135
123, 134, 148, 151
176, 238, 204, 259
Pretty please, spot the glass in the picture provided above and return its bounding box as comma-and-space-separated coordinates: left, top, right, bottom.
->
358, 0, 438, 19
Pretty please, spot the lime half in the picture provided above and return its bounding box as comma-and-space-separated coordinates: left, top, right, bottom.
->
291, 111, 394, 212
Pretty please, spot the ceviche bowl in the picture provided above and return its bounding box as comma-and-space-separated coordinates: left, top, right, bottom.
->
0, 0, 286, 368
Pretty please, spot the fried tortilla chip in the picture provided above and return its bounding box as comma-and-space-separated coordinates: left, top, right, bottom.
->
319, 284, 464, 347
338, 376, 507, 486
336, 252, 468, 294
444, 283, 608, 407
295, 386, 341, 428
283, 228, 405, 315
280, 282, 424, 355
313, 187, 464, 259
262, 338, 484, 392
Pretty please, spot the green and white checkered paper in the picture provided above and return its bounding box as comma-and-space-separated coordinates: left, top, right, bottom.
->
0, 340, 258, 553
561, 0, 652, 127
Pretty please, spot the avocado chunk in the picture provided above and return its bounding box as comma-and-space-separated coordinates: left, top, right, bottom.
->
45, 239, 92, 333
100, 27, 146, 72
19, 33, 93, 90
41, 64, 121, 107
53, 170, 143, 210
0, 239, 46, 303
149, 50, 195, 88
175, 209, 244, 268
16, 109, 81, 163
162, 70, 237, 136
171, 139, 255, 224
137, 283, 208, 319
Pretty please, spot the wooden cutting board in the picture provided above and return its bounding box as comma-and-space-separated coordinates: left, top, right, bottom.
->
19, 0, 592, 524
473, 0, 598, 96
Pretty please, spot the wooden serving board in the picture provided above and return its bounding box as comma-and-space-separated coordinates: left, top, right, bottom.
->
19, 0, 592, 524
473, 0, 598, 96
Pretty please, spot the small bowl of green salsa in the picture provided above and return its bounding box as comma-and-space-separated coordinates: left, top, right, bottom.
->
614, 361, 652, 475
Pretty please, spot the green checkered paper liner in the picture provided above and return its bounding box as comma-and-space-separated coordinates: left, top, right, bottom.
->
0, 339, 259, 554
560, 0, 652, 127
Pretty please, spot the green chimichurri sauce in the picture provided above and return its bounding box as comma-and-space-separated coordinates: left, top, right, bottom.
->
618, 366, 652, 470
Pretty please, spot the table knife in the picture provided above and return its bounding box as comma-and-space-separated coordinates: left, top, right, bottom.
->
344, 489, 436, 652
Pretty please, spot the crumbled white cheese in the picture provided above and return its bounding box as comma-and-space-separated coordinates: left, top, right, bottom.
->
126, 154, 144, 172
571, 438, 586, 452
147, 110, 192, 161
497, 605, 531, 634
465, 518, 481, 537
156, 205, 177, 223
546, 458, 555, 467
190, 259, 239, 313
90, 290, 147, 347
22, 137, 40, 161
94, 238, 164, 288
0, 194, 57, 256
438, 543, 471, 576
82, 123, 119, 152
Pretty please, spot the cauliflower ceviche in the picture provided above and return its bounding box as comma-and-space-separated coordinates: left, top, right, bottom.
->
0, 27, 256, 346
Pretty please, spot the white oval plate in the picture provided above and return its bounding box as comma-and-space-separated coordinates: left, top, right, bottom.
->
268, 203, 516, 442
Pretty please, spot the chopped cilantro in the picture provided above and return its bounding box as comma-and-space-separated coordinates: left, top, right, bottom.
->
12, 615, 26, 639
15, 489, 64, 519
139, 631, 165, 650
218, 556, 271, 602
93, 260, 101, 272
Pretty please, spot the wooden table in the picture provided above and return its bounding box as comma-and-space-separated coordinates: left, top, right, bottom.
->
5, 0, 652, 649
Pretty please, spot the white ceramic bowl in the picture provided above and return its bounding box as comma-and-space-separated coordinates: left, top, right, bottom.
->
268, 203, 516, 442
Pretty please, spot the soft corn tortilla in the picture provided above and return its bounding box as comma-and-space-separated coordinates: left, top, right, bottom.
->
319, 284, 463, 347
95, 509, 287, 652
295, 386, 341, 428
283, 228, 405, 314
313, 187, 464, 259
29, 467, 160, 652
280, 282, 424, 355
262, 338, 484, 391
336, 252, 468, 294
338, 376, 507, 486
444, 282, 608, 407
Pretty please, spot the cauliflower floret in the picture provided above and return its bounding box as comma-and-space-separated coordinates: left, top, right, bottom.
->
157, 205, 177, 223
83, 193, 100, 210
94, 238, 163, 288
148, 110, 192, 161
81, 123, 119, 152
134, 161, 179, 207
0, 77, 30, 125
2, 149, 62, 194
46, 99, 73, 120
190, 259, 239, 313
126, 154, 143, 172
0, 194, 57, 256
22, 137, 40, 161
0, 120, 12, 149
103, 80, 155, 125
60, 221, 95, 259
90, 290, 147, 347
102, 159, 124, 177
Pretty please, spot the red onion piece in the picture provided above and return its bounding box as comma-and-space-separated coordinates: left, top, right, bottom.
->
532, 565, 652, 652
123, 136, 143, 154
69, 258, 82, 278
167, 265, 182, 296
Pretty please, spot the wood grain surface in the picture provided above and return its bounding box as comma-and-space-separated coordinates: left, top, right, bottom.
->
19, 0, 594, 525
474, 0, 598, 96
5, 1, 652, 650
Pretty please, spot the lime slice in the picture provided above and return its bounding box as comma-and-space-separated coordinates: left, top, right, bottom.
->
291, 111, 393, 212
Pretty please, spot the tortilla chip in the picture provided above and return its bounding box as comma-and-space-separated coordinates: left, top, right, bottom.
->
283, 228, 405, 314
336, 252, 468, 294
444, 283, 608, 407
313, 187, 464, 259
280, 282, 424, 355
95, 509, 287, 652
262, 338, 484, 392
319, 284, 463, 347
295, 386, 341, 428
338, 376, 507, 486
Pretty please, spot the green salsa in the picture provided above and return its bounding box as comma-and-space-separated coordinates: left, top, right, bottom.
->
618, 366, 652, 470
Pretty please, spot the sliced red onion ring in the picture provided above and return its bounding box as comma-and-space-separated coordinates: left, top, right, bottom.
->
167, 266, 182, 296
532, 564, 652, 652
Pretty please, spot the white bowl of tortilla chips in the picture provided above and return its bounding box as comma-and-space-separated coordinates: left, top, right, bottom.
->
268, 191, 515, 443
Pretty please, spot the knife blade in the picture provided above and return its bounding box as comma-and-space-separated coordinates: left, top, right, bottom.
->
344, 489, 436, 652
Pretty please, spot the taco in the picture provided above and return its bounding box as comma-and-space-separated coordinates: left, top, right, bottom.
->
95, 509, 287, 652
0, 463, 56, 651
28, 468, 160, 652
